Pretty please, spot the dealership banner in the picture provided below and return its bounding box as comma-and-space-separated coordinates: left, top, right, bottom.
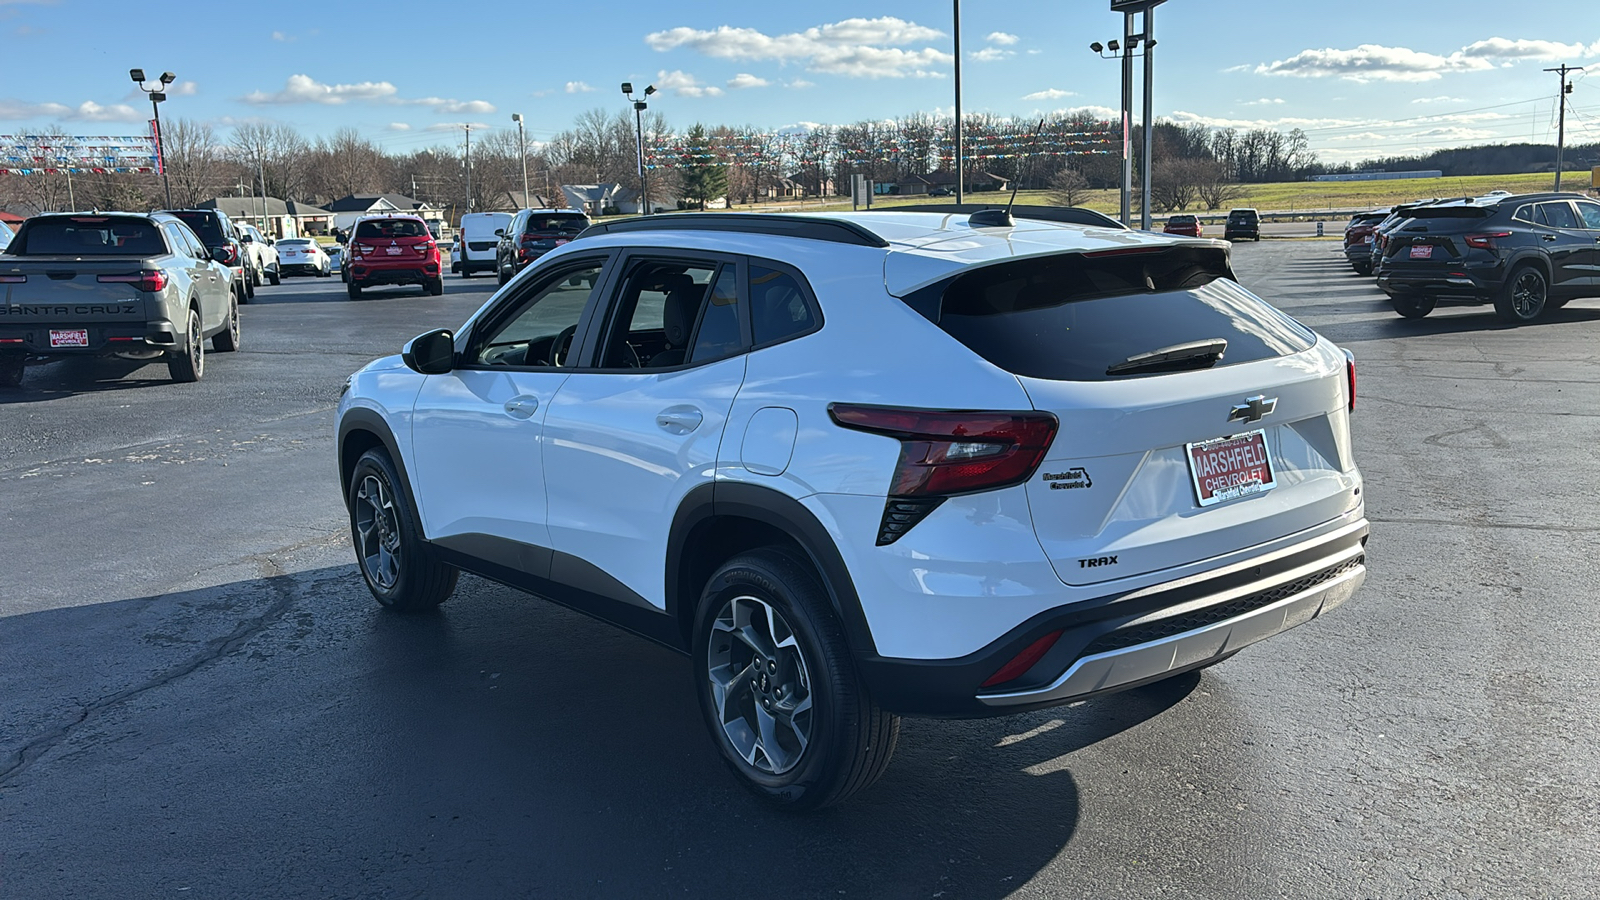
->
0, 129, 161, 176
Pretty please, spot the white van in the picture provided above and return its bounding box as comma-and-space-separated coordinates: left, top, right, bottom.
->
453, 212, 513, 277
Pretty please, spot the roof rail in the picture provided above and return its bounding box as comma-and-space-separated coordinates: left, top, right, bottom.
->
876, 204, 1128, 230
579, 213, 890, 248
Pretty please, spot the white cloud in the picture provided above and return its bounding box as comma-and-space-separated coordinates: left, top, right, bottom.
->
168, 80, 198, 96
1413, 126, 1499, 140
987, 32, 1019, 46
425, 122, 490, 132
645, 17, 952, 79
788, 79, 815, 89
1327, 132, 1388, 142
1021, 88, 1075, 101
0, 98, 145, 122
1256, 37, 1600, 83
970, 47, 1014, 62
244, 74, 398, 104
410, 97, 496, 114
565, 81, 595, 93
387, 123, 411, 131
1244, 97, 1285, 105
727, 73, 769, 89
656, 70, 724, 98
271, 30, 290, 42
1411, 95, 1467, 103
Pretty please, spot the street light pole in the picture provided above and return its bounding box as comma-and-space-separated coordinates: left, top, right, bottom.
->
130, 68, 175, 208
1140, 5, 1156, 231
953, 0, 964, 204
512, 113, 529, 206
1120, 13, 1134, 226
622, 83, 657, 215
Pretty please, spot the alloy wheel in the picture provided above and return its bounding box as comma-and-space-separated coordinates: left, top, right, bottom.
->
354, 474, 402, 590
706, 595, 814, 775
188, 310, 203, 376
1511, 270, 1545, 319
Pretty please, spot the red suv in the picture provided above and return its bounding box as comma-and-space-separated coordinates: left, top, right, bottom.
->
1162, 214, 1202, 237
346, 215, 442, 298
1342, 212, 1387, 275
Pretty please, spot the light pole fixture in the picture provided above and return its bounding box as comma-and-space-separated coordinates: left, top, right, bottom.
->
1100, 0, 1166, 230
622, 82, 657, 215
131, 68, 176, 208
511, 112, 530, 206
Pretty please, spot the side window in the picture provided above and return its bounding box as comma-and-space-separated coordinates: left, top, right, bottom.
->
750, 263, 818, 346
599, 259, 719, 369
1537, 202, 1579, 229
175, 223, 207, 260
688, 266, 744, 364
1512, 205, 1534, 224
1576, 202, 1600, 230
471, 261, 606, 368
162, 224, 192, 259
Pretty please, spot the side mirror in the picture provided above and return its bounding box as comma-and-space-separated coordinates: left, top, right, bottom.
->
494, 228, 505, 237
241, 233, 254, 243
211, 247, 231, 263
402, 328, 455, 374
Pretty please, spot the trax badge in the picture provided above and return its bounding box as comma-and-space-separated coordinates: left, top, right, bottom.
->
1229, 395, 1278, 424
1079, 556, 1118, 568
1042, 467, 1092, 490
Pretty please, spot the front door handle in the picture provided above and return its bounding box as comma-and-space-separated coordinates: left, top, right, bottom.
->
1542, 234, 1558, 242
656, 406, 703, 435
503, 395, 539, 419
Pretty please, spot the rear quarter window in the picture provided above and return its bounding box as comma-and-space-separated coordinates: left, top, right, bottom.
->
904, 248, 1315, 382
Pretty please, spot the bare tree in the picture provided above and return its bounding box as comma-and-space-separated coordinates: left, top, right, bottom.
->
305, 127, 384, 201
1194, 161, 1248, 210
1047, 167, 1091, 207
230, 123, 311, 201
162, 118, 225, 207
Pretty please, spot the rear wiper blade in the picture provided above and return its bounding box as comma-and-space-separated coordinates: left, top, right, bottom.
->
1106, 338, 1228, 376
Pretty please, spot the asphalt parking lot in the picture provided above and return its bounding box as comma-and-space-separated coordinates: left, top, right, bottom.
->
3, 242, 1598, 899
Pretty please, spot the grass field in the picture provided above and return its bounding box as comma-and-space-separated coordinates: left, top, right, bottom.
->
744, 170, 1598, 217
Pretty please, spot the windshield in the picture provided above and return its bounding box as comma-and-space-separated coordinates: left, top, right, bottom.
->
5, 215, 167, 256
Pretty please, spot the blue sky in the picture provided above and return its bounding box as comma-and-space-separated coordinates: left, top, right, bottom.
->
2, 0, 1598, 163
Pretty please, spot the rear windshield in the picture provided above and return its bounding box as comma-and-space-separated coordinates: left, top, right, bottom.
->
355, 219, 428, 239
166, 211, 227, 245
1399, 206, 1492, 220
525, 214, 589, 235
1228, 210, 1258, 220
1168, 216, 1196, 224
5, 216, 167, 256
901, 248, 1315, 382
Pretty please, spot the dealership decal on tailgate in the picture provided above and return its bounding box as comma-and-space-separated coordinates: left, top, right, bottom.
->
1186, 429, 1275, 507
49, 328, 89, 348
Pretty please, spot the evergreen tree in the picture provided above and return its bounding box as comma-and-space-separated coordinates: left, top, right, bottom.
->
679, 124, 728, 209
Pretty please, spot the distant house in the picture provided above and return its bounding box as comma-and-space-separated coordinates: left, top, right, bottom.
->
493, 190, 564, 212
921, 169, 1011, 193
560, 183, 679, 216
325, 193, 442, 232
199, 196, 325, 239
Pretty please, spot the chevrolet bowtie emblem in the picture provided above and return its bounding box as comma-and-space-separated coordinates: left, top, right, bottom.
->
1229, 395, 1277, 424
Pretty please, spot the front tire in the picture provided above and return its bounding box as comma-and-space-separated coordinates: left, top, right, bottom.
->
693, 549, 900, 811
347, 281, 363, 300
348, 449, 457, 611
268, 268, 281, 285
1390, 293, 1436, 319
1494, 265, 1547, 324
167, 306, 204, 382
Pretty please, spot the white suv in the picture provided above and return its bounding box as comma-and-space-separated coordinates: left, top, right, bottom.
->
336, 210, 1368, 809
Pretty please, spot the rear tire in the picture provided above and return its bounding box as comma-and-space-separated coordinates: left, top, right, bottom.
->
1390, 293, 1436, 319
348, 448, 457, 611
1352, 261, 1372, 276
1494, 265, 1547, 324
268, 268, 281, 285
347, 281, 363, 300
167, 306, 204, 382
212, 297, 240, 352
460, 266, 473, 279
243, 272, 255, 300
426, 277, 444, 296
693, 548, 900, 811
0, 353, 24, 388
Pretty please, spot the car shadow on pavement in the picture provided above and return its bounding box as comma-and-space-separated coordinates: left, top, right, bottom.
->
0, 356, 176, 400
1314, 305, 1600, 345
1, 566, 1199, 899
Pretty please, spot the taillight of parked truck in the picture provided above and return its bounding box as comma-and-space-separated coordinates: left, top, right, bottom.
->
97, 270, 168, 292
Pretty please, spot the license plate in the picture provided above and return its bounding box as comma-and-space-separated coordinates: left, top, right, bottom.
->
1360, 235, 1372, 244
49, 328, 90, 348
386, 247, 403, 255
553, 238, 570, 246
1186, 429, 1275, 507
1409, 245, 1433, 259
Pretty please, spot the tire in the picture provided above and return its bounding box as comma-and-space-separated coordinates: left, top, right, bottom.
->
0, 353, 23, 388
693, 548, 900, 811
1352, 262, 1372, 276
250, 264, 261, 287
426, 277, 444, 296
347, 281, 363, 300
316, 264, 329, 278
1390, 293, 1436, 319
347, 448, 457, 611
1494, 265, 1547, 324
167, 305, 204, 382
212, 296, 240, 352
268, 268, 281, 286
497, 265, 510, 287
460, 265, 473, 279
243, 271, 255, 300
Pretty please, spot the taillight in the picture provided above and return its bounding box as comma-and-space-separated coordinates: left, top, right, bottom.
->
829, 404, 1059, 497
354, 243, 374, 257
98, 270, 168, 292
414, 242, 434, 255
982, 630, 1064, 688
1343, 348, 1356, 412
0, 274, 25, 283
1464, 231, 1511, 250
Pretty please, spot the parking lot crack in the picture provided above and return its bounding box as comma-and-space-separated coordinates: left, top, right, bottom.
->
0, 556, 307, 789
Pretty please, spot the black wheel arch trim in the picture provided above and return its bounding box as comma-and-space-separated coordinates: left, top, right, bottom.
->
666, 481, 879, 657
337, 408, 414, 511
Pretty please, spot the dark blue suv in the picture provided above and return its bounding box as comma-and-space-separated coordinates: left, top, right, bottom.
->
1375, 192, 1600, 322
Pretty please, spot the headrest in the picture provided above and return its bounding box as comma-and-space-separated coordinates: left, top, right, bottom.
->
660, 277, 700, 347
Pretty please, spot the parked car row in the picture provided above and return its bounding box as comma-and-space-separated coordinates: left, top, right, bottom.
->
1162, 208, 1260, 242
1345, 191, 1600, 323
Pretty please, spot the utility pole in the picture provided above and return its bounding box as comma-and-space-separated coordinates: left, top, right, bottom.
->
1120, 11, 1134, 225
462, 124, 473, 216
512, 113, 530, 206
953, 0, 964, 204
1139, 5, 1156, 231
1545, 64, 1582, 191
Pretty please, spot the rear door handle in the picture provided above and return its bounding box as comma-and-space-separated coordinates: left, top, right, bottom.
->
656, 406, 703, 435
1542, 234, 1558, 242
503, 395, 539, 419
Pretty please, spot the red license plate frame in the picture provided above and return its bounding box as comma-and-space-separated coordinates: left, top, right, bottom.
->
49, 328, 90, 348
1185, 429, 1276, 507
1408, 244, 1433, 259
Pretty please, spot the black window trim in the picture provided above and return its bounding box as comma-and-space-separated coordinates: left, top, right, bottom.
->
576, 247, 750, 374
1535, 200, 1580, 229
456, 251, 620, 371
745, 255, 824, 352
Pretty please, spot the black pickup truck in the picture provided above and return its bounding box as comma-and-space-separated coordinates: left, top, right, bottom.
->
0, 213, 238, 386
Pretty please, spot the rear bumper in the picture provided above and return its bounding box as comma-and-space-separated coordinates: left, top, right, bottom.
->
0, 319, 179, 355
853, 518, 1368, 717
1377, 263, 1501, 300
350, 262, 440, 286
1343, 243, 1373, 261
279, 263, 324, 275
1225, 227, 1259, 239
